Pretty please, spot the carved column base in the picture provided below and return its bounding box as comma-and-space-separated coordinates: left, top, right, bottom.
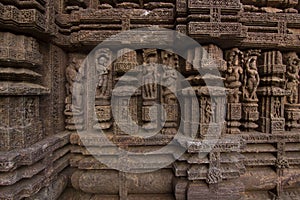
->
0, 95, 45, 151
65, 114, 84, 131
199, 123, 224, 138
259, 117, 285, 133
94, 105, 112, 130
226, 103, 242, 134
162, 103, 178, 128
242, 102, 259, 131
284, 104, 300, 130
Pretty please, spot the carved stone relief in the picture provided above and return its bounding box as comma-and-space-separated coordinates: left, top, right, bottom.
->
1, 0, 300, 199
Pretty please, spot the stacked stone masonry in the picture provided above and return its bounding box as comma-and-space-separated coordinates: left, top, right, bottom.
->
0, 0, 300, 199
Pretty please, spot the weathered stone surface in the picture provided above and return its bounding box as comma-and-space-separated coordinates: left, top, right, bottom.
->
0, 0, 300, 199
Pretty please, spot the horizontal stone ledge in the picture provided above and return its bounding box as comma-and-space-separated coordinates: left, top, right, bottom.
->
70, 132, 175, 147
0, 167, 70, 200
0, 174, 45, 200
0, 151, 70, 186
57, 8, 174, 25
239, 167, 300, 191
0, 132, 70, 172
0, 2, 46, 30
0, 81, 49, 95
188, 22, 246, 37
240, 12, 300, 24
0, 0, 46, 8
0, 52, 43, 68
0, 161, 45, 186
24, 174, 68, 200
241, 131, 300, 143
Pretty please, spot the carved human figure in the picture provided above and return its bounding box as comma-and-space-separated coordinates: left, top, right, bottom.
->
205, 100, 214, 123
65, 57, 84, 114
285, 53, 300, 104
24, 98, 35, 125
96, 54, 109, 96
243, 56, 260, 101
225, 49, 244, 103
273, 98, 281, 118
162, 65, 177, 103
143, 49, 158, 99
162, 52, 179, 103
163, 66, 177, 90
66, 57, 77, 96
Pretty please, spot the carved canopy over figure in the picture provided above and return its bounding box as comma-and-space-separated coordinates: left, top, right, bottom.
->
284, 52, 300, 104
225, 48, 244, 103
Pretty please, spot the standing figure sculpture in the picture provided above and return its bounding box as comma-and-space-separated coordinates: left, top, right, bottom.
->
284, 52, 300, 104
225, 48, 244, 103
243, 56, 260, 101
96, 54, 109, 97
143, 49, 159, 99
162, 51, 179, 104
65, 57, 84, 115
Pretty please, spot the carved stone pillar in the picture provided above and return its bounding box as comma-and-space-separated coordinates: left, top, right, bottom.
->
113, 49, 140, 135
161, 50, 179, 131
257, 50, 288, 133
0, 32, 49, 151
177, 44, 244, 200
113, 86, 140, 135
93, 48, 113, 130
225, 48, 243, 134
241, 50, 261, 132
142, 49, 160, 131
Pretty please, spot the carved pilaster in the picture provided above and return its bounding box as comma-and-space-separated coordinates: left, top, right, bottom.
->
112, 49, 140, 135
0, 32, 48, 151
161, 50, 179, 129
225, 48, 243, 134
241, 49, 261, 132
142, 49, 160, 131
257, 50, 288, 133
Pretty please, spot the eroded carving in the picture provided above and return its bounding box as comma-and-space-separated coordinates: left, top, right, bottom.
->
65, 57, 85, 130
